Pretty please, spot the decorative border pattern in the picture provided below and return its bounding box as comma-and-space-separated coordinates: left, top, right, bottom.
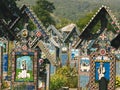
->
89, 52, 116, 90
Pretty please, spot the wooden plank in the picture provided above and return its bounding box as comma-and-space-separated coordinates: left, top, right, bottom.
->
0, 46, 3, 90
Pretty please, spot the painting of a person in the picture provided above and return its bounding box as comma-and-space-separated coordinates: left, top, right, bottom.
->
17, 60, 30, 79
98, 62, 108, 90
22, 60, 27, 70
21, 60, 27, 77
98, 62, 105, 80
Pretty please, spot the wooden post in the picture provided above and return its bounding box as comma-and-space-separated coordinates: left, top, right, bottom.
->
0, 46, 3, 90
46, 64, 50, 90
78, 56, 80, 90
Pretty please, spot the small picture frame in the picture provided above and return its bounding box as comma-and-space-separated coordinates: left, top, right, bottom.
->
89, 51, 115, 90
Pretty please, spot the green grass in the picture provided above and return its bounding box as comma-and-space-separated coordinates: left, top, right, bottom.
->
15, 69, 34, 82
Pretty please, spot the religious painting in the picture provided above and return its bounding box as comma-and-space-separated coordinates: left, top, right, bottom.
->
15, 54, 34, 82
95, 62, 110, 82
80, 57, 90, 72
11, 40, 37, 89
89, 50, 115, 90
94, 55, 111, 82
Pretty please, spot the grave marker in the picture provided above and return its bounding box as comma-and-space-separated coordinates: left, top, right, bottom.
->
89, 49, 116, 90
78, 56, 90, 90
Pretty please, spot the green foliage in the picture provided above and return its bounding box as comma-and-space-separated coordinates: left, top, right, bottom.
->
76, 8, 119, 33
15, 69, 33, 81
50, 66, 78, 90
2, 81, 9, 89
17, 0, 120, 21
56, 18, 72, 29
91, 21, 101, 34
48, 0, 120, 21
116, 76, 120, 88
76, 11, 96, 31
56, 66, 78, 88
107, 18, 119, 33
27, 20, 37, 31
13, 18, 36, 31
50, 74, 67, 90
33, 0, 55, 28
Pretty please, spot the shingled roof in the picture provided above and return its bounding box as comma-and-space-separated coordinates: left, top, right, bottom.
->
60, 23, 76, 32
47, 25, 63, 41
0, 4, 49, 40
63, 26, 80, 43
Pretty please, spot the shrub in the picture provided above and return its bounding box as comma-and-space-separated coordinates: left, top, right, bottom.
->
116, 76, 120, 88
50, 66, 78, 90
50, 74, 67, 90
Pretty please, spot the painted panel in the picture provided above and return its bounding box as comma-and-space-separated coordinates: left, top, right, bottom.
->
50, 65, 55, 74
79, 57, 90, 88
95, 62, 110, 82
80, 57, 90, 72
61, 54, 68, 66
3, 54, 8, 72
47, 43, 56, 60
116, 61, 120, 75
15, 55, 34, 82
80, 75, 89, 87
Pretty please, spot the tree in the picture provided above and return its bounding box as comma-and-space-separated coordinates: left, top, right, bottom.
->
56, 17, 72, 29
33, 0, 55, 28
0, 0, 20, 21
76, 11, 96, 32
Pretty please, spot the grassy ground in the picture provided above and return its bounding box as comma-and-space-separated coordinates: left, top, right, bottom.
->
15, 69, 33, 82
